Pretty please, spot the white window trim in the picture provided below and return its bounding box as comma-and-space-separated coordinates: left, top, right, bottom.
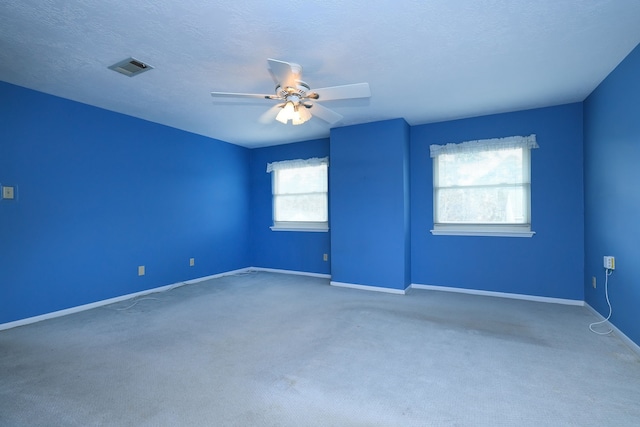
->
430, 225, 535, 238
430, 135, 538, 238
270, 222, 329, 232
267, 157, 329, 233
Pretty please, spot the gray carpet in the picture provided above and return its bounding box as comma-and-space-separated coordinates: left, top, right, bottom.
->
1, 271, 639, 426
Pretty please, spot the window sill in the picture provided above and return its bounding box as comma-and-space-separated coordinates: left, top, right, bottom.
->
430, 228, 535, 238
270, 226, 329, 233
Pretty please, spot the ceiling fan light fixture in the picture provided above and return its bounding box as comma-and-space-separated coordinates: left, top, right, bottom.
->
293, 104, 312, 125
276, 101, 296, 124
276, 101, 312, 125
211, 59, 370, 126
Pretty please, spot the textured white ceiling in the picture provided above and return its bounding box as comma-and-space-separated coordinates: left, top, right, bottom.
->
1, 1, 640, 148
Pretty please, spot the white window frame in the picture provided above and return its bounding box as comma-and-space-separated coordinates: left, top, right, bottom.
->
430, 135, 538, 238
267, 157, 329, 232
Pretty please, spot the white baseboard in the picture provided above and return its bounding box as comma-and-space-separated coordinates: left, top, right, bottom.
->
0, 267, 252, 332
410, 283, 584, 306
250, 267, 331, 279
585, 303, 640, 356
330, 281, 408, 295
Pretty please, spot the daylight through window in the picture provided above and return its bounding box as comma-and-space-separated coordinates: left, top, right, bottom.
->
430, 135, 538, 237
267, 157, 328, 231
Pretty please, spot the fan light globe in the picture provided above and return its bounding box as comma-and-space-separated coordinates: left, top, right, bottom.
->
275, 101, 296, 124
276, 101, 311, 125
293, 105, 312, 125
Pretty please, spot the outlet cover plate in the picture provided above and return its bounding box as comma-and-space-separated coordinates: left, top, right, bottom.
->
2, 186, 15, 200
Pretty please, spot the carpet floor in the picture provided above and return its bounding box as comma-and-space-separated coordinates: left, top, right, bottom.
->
1, 271, 639, 426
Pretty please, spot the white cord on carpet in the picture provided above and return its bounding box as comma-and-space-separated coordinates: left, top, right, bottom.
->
115, 297, 159, 311
112, 281, 189, 311
112, 271, 254, 312
589, 269, 614, 335
232, 270, 258, 277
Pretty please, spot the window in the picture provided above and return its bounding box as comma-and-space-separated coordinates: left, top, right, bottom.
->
267, 157, 329, 232
430, 135, 538, 237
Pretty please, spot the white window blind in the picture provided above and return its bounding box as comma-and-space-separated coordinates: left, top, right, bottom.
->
267, 157, 329, 231
430, 135, 538, 237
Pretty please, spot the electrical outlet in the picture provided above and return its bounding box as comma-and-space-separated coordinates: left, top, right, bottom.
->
592, 276, 596, 288
2, 185, 15, 200
189, 258, 195, 266
138, 265, 145, 276
603, 256, 615, 270
323, 253, 328, 261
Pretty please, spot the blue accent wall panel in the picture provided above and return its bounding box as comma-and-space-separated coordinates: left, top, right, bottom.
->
249, 139, 330, 274
330, 119, 411, 290
0, 82, 250, 324
411, 104, 584, 300
584, 43, 640, 344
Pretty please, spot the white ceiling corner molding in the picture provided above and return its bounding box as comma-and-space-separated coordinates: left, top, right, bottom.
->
430, 134, 538, 157
266, 157, 329, 173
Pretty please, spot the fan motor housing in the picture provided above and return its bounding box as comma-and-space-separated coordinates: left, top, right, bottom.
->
276, 82, 310, 99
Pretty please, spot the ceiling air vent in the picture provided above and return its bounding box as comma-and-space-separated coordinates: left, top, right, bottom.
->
108, 57, 153, 77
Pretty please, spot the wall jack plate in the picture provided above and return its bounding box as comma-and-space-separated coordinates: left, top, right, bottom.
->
603, 256, 615, 270
1, 185, 16, 200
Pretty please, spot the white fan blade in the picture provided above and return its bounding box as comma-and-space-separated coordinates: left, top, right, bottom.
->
309, 103, 343, 124
267, 58, 301, 88
211, 91, 278, 99
310, 83, 371, 101
259, 104, 284, 124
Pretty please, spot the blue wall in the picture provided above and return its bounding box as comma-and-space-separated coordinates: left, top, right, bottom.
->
0, 82, 250, 324
584, 44, 640, 344
249, 138, 331, 275
330, 119, 411, 290
411, 104, 585, 300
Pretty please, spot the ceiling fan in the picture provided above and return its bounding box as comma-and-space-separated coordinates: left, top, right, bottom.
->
211, 59, 371, 126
